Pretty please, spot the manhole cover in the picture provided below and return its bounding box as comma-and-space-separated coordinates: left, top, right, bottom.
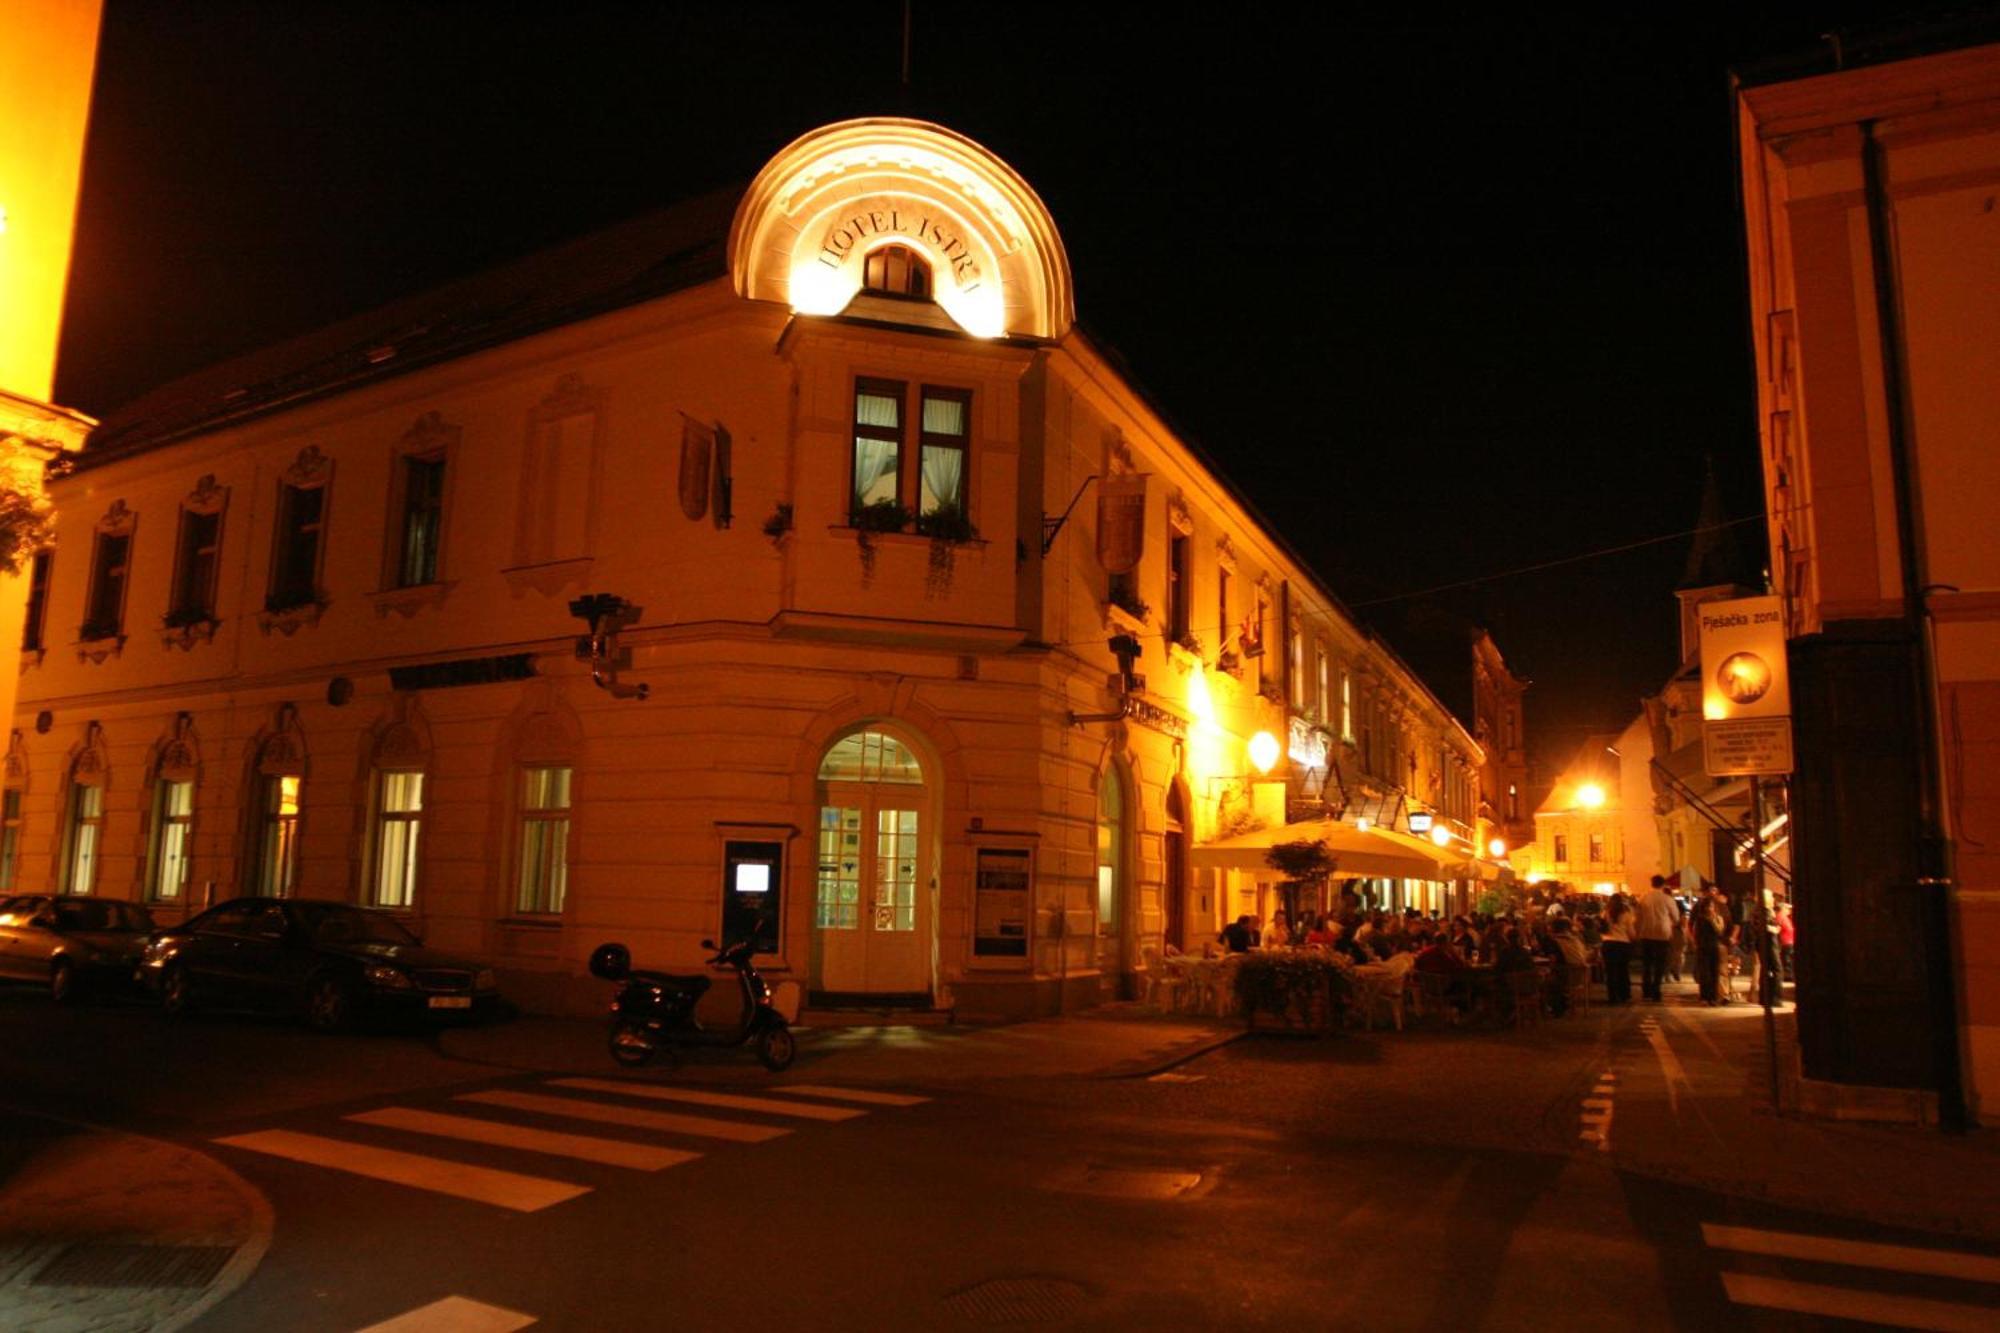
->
31, 1243, 235, 1289
944, 1277, 1089, 1324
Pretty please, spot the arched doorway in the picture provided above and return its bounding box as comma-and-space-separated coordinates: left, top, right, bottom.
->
814, 729, 934, 997
1163, 781, 1189, 952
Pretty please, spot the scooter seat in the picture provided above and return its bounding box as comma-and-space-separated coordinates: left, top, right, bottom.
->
632, 969, 711, 995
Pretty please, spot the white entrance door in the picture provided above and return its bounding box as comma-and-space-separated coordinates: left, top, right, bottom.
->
816, 796, 930, 994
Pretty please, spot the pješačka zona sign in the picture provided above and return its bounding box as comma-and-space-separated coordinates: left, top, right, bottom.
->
1698, 594, 1794, 777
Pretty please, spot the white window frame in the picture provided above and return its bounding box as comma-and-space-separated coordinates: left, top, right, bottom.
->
147, 777, 195, 902
370, 770, 425, 910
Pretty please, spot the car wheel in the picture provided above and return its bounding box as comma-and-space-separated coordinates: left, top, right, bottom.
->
161, 964, 195, 1018
755, 1024, 796, 1072
50, 959, 77, 1005
306, 977, 353, 1033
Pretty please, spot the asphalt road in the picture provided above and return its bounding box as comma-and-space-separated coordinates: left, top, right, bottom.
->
2, 985, 1996, 1331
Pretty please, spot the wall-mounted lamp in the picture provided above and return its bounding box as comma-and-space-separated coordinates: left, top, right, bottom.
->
570, 593, 649, 701
1488, 837, 1508, 858
1248, 730, 1281, 774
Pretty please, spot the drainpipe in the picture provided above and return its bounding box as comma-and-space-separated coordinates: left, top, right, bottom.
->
1861, 120, 1965, 1133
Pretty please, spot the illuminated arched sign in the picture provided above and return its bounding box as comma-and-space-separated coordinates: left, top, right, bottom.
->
729, 118, 1074, 341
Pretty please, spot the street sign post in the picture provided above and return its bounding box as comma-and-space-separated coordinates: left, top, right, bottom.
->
1698, 594, 1794, 778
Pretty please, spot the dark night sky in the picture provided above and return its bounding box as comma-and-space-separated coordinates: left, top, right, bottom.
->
55, 1, 1922, 777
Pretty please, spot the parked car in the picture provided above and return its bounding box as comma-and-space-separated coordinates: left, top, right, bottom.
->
138, 897, 501, 1031
0, 895, 156, 1002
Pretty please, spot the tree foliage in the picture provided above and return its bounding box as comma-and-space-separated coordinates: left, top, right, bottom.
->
0, 483, 52, 577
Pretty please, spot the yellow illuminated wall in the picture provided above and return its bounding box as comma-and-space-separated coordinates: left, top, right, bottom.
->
0, 1, 102, 403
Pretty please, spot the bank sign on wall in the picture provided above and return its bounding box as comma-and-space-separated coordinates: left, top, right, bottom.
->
1698, 594, 1794, 777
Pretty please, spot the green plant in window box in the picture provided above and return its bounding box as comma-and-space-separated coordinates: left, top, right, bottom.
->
1107, 583, 1150, 624
917, 502, 979, 594
761, 503, 794, 542
1217, 647, 1242, 676
849, 499, 910, 579
264, 591, 320, 614
1173, 631, 1205, 659
78, 617, 121, 643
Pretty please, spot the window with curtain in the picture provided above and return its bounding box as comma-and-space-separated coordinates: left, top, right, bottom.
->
22, 550, 52, 652
0, 788, 21, 891
918, 388, 968, 519
397, 454, 446, 587
64, 781, 104, 894
852, 380, 903, 514
148, 779, 194, 901
259, 774, 302, 895
269, 482, 325, 611
517, 766, 572, 914
372, 771, 424, 908
170, 508, 222, 623
83, 532, 131, 640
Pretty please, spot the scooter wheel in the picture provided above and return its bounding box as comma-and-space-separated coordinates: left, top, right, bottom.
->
608, 1017, 658, 1068
756, 1025, 796, 1072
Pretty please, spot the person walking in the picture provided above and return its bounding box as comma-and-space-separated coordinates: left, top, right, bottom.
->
1602, 892, 1635, 1004
1693, 884, 1729, 1005
1633, 875, 1681, 1001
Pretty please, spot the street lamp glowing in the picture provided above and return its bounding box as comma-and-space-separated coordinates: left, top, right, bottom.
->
1576, 782, 1606, 809
1248, 730, 1281, 774
1430, 825, 1451, 847
1488, 837, 1507, 858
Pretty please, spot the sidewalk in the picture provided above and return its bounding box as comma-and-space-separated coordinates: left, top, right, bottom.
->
1605, 992, 2000, 1242
0, 1110, 271, 1333
437, 1002, 1242, 1086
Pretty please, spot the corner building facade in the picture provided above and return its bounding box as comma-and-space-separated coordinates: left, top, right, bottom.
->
12, 119, 1480, 1017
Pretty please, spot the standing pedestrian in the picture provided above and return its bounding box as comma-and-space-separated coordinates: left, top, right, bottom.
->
1694, 884, 1730, 1004
1602, 892, 1635, 1004
1775, 899, 1795, 984
1633, 875, 1681, 1002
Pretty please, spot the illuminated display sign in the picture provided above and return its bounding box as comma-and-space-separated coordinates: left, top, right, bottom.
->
1408, 812, 1434, 834
1287, 717, 1330, 770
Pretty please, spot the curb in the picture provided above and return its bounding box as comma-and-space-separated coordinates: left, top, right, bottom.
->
0, 1104, 275, 1333
1098, 1026, 1246, 1079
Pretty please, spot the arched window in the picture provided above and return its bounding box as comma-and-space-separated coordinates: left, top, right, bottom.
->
862, 244, 932, 299
61, 725, 110, 896
251, 708, 307, 897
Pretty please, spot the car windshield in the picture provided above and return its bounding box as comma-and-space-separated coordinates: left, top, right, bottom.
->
303, 905, 419, 948
53, 901, 154, 932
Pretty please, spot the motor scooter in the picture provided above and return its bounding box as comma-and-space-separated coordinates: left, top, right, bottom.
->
589, 936, 802, 1071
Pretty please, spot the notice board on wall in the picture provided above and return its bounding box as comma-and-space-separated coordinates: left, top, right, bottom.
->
973, 846, 1032, 960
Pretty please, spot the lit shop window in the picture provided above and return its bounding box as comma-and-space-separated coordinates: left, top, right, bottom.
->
516, 766, 572, 914
148, 779, 194, 902
63, 781, 104, 894
372, 771, 425, 909
259, 774, 302, 896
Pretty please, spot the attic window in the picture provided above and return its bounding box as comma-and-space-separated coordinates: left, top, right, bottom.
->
863, 245, 931, 300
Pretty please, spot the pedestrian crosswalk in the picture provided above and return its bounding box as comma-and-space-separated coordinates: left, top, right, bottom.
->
212, 1077, 931, 1214
1704, 1220, 2000, 1331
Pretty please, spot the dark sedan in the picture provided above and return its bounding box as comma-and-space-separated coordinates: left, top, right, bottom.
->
0, 895, 156, 1001
138, 897, 501, 1031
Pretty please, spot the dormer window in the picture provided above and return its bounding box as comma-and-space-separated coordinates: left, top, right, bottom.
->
862, 244, 932, 299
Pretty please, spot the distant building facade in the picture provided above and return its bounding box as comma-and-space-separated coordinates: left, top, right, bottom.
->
11, 118, 1482, 1017
1737, 36, 2000, 1122
1524, 734, 1625, 894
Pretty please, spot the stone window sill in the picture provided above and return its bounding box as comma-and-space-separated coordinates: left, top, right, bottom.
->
371, 581, 455, 618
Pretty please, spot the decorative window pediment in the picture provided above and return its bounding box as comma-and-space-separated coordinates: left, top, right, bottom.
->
257, 704, 308, 778
156, 713, 201, 783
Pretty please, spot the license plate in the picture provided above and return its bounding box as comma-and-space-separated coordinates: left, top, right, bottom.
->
428, 996, 472, 1009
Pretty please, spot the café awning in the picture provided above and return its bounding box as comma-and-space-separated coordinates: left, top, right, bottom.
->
1190, 818, 1443, 879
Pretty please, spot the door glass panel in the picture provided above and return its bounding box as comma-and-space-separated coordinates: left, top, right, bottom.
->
816, 806, 861, 929
874, 809, 918, 932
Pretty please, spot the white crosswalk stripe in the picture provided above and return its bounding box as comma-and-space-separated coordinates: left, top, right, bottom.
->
213, 1129, 589, 1212
770, 1083, 931, 1105
346, 1107, 701, 1170
214, 1079, 926, 1214
459, 1088, 794, 1141
356, 1295, 537, 1332
1705, 1222, 2000, 1331
550, 1077, 867, 1121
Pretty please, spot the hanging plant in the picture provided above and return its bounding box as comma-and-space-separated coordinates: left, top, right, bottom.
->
850, 499, 910, 580
916, 502, 978, 594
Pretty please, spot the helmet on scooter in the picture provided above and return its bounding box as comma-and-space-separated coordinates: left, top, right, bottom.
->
588, 942, 632, 981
